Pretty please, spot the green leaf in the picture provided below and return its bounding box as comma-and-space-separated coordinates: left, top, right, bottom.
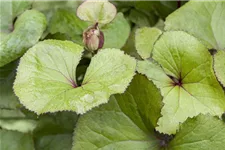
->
0, 0, 32, 33
32, 1, 80, 23
0, 61, 19, 110
0, 61, 38, 133
165, 0, 225, 50
0, 10, 47, 67
0, 129, 35, 150
168, 115, 225, 150
72, 75, 162, 150
122, 27, 141, 59
137, 31, 225, 134
0, 119, 37, 133
135, 27, 162, 59
35, 134, 73, 150
102, 13, 130, 49
49, 9, 89, 37
214, 50, 225, 87
77, 0, 117, 24
14, 40, 136, 114
34, 111, 78, 138
129, 9, 156, 27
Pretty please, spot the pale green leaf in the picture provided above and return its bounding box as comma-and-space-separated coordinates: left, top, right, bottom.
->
102, 13, 130, 49
0, 0, 32, 33
135, 27, 162, 59
72, 74, 162, 150
0, 10, 47, 67
14, 40, 136, 114
137, 31, 225, 134
49, 9, 89, 37
168, 115, 225, 150
165, 0, 225, 50
35, 134, 72, 150
214, 50, 225, 87
77, 0, 117, 24
0, 129, 35, 150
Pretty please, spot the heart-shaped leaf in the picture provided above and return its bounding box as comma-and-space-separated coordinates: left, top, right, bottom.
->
77, 0, 117, 24
14, 40, 136, 114
137, 31, 225, 134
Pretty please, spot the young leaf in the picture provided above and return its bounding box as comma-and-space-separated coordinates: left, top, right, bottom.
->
77, 0, 117, 24
165, 0, 225, 50
14, 40, 136, 114
72, 75, 162, 150
214, 50, 225, 87
0, 129, 35, 150
102, 13, 130, 49
0, 10, 47, 67
168, 115, 225, 150
135, 27, 162, 59
137, 31, 225, 134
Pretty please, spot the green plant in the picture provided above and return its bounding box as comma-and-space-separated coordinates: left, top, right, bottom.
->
0, 0, 225, 150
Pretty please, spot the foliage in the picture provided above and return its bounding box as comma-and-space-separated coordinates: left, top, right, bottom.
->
0, 0, 224, 150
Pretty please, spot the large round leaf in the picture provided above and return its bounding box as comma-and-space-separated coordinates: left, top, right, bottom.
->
0, 10, 47, 67
137, 31, 225, 134
165, 0, 225, 50
14, 40, 136, 114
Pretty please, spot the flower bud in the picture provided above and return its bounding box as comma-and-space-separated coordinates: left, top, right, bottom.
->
83, 23, 104, 52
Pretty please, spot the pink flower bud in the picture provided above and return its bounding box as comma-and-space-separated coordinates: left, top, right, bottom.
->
83, 23, 104, 51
